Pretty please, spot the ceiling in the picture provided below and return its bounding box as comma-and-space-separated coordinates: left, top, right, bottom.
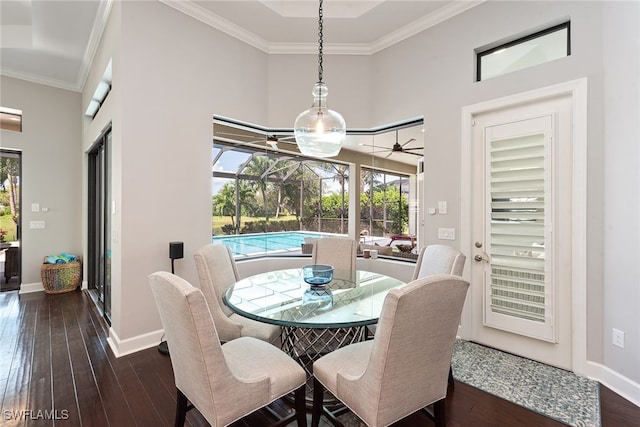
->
0, 0, 481, 91
1, 0, 480, 165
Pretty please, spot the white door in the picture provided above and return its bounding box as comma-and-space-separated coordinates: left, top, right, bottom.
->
467, 94, 574, 370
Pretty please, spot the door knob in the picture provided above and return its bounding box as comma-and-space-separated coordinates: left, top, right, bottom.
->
474, 254, 484, 262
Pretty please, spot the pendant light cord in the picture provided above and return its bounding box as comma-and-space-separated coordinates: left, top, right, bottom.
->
317, 0, 324, 84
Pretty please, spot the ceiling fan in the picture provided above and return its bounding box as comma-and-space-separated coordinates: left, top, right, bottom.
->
215, 129, 296, 150
363, 130, 423, 157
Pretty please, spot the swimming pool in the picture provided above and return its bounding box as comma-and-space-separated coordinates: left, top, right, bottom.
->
212, 231, 341, 257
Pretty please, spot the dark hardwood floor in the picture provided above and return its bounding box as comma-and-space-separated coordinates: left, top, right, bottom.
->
0, 289, 638, 427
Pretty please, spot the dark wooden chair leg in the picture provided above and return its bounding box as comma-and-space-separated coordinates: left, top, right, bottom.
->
433, 398, 446, 427
294, 384, 308, 427
311, 377, 325, 427
448, 365, 455, 389
175, 389, 188, 427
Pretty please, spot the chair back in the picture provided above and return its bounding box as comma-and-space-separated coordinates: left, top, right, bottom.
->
348, 274, 469, 426
311, 237, 358, 271
149, 271, 237, 424
412, 244, 466, 280
194, 244, 240, 317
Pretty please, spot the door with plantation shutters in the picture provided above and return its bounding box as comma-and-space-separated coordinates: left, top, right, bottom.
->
467, 93, 573, 370
484, 116, 554, 340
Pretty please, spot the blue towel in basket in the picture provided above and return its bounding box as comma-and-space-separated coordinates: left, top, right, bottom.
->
46, 253, 78, 264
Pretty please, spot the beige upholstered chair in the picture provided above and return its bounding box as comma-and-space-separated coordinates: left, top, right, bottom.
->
311, 274, 469, 427
311, 237, 358, 271
412, 244, 466, 389
149, 271, 307, 427
194, 244, 280, 344
413, 244, 466, 280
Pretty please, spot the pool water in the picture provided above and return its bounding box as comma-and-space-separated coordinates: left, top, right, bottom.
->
212, 231, 340, 257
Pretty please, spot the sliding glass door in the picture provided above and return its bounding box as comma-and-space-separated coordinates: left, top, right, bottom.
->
88, 127, 111, 322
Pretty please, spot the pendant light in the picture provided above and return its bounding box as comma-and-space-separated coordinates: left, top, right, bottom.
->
294, 0, 346, 158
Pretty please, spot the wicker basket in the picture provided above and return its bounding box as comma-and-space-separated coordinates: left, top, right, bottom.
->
41, 258, 81, 294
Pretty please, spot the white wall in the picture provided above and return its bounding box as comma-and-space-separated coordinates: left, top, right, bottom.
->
601, 0, 640, 385
267, 54, 373, 128
0, 76, 83, 289
107, 0, 271, 343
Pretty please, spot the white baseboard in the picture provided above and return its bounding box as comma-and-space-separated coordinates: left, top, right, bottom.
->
107, 327, 164, 358
19, 282, 44, 294
586, 361, 640, 407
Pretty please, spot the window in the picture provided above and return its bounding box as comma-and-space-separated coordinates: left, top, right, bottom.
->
85, 59, 112, 118
360, 168, 410, 239
211, 117, 420, 259
0, 107, 22, 132
477, 22, 570, 81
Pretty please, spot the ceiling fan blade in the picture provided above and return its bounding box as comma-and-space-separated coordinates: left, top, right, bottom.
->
403, 150, 423, 156
401, 138, 416, 147
217, 130, 262, 140
401, 147, 424, 151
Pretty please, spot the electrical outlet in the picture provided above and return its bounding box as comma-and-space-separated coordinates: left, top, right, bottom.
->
612, 328, 625, 348
438, 228, 455, 240
438, 201, 448, 214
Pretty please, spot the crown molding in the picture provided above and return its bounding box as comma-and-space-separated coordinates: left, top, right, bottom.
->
370, 0, 485, 53
1, 68, 80, 92
77, 0, 114, 92
158, 0, 271, 52
159, 0, 484, 56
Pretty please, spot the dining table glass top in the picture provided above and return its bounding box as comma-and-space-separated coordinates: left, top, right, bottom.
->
224, 268, 407, 328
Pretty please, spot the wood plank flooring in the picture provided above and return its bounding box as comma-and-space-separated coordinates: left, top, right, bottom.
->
0, 289, 638, 427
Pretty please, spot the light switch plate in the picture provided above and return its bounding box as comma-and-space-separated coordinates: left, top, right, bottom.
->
30, 220, 45, 229
438, 228, 455, 240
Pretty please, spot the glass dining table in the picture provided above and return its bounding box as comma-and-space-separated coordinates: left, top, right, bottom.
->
224, 267, 407, 402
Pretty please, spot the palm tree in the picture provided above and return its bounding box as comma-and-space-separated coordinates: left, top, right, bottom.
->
213, 183, 237, 229
242, 155, 274, 221
213, 181, 253, 234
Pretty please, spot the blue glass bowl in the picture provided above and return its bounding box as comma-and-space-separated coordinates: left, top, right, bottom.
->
302, 264, 334, 286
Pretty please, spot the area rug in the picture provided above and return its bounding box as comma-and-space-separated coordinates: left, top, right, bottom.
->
451, 339, 601, 427
331, 339, 600, 427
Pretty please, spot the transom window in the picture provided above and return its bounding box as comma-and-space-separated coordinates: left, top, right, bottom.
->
476, 22, 570, 81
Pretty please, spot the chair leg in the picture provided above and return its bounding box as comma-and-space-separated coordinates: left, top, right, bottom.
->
448, 365, 455, 389
294, 384, 308, 427
175, 389, 188, 427
311, 377, 325, 427
433, 398, 446, 427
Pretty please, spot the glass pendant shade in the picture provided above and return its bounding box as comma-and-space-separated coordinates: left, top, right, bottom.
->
294, 82, 346, 158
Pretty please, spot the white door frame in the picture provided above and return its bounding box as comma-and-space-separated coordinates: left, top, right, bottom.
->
460, 78, 588, 376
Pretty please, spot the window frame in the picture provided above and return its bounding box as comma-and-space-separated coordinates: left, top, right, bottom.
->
476, 21, 571, 82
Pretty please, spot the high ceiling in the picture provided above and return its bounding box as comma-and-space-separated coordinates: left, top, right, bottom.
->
1, 0, 481, 165
0, 0, 480, 91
